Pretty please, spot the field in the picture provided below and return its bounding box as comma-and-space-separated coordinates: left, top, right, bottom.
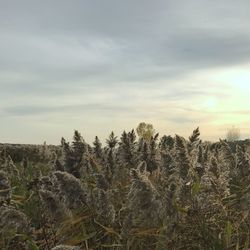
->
1, 128, 250, 250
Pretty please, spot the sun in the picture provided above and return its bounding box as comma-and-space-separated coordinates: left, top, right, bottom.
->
203, 98, 217, 110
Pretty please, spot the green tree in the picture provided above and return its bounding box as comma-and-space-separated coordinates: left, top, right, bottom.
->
136, 122, 155, 141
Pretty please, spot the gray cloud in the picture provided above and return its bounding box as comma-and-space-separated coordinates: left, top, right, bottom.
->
1, 0, 250, 143
1, 0, 250, 83
3, 103, 134, 116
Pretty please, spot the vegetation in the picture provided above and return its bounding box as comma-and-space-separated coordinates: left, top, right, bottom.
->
226, 126, 241, 142
136, 122, 155, 142
1, 127, 250, 249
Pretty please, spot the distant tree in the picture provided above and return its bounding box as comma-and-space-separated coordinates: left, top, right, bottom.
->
136, 122, 155, 141
226, 126, 241, 142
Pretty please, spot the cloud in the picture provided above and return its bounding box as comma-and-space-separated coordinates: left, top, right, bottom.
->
3, 103, 134, 116
1, 0, 250, 143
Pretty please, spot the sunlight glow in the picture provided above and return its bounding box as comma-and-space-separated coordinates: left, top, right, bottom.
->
202, 98, 217, 110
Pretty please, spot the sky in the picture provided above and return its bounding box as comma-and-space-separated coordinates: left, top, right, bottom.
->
1, 0, 250, 144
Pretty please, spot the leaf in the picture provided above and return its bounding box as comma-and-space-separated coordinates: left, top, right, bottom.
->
191, 180, 201, 197
27, 240, 40, 250
155, 244, 166, 250
236, 237, 240, 250
225, 221, 232, 248
65, 231, 96, 245
94, 220, 121, 239
0, 188, 11, 194
100, 244, 123, 248
243, 232, 249, 250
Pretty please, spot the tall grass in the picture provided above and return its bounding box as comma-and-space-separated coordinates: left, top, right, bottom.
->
1, 128, 250, 249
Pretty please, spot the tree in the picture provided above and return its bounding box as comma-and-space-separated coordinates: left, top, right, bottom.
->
136, 122, 155, 141
226, 126, 241, 142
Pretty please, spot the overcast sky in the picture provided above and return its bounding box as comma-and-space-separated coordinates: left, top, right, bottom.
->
1, 0, 250, 144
